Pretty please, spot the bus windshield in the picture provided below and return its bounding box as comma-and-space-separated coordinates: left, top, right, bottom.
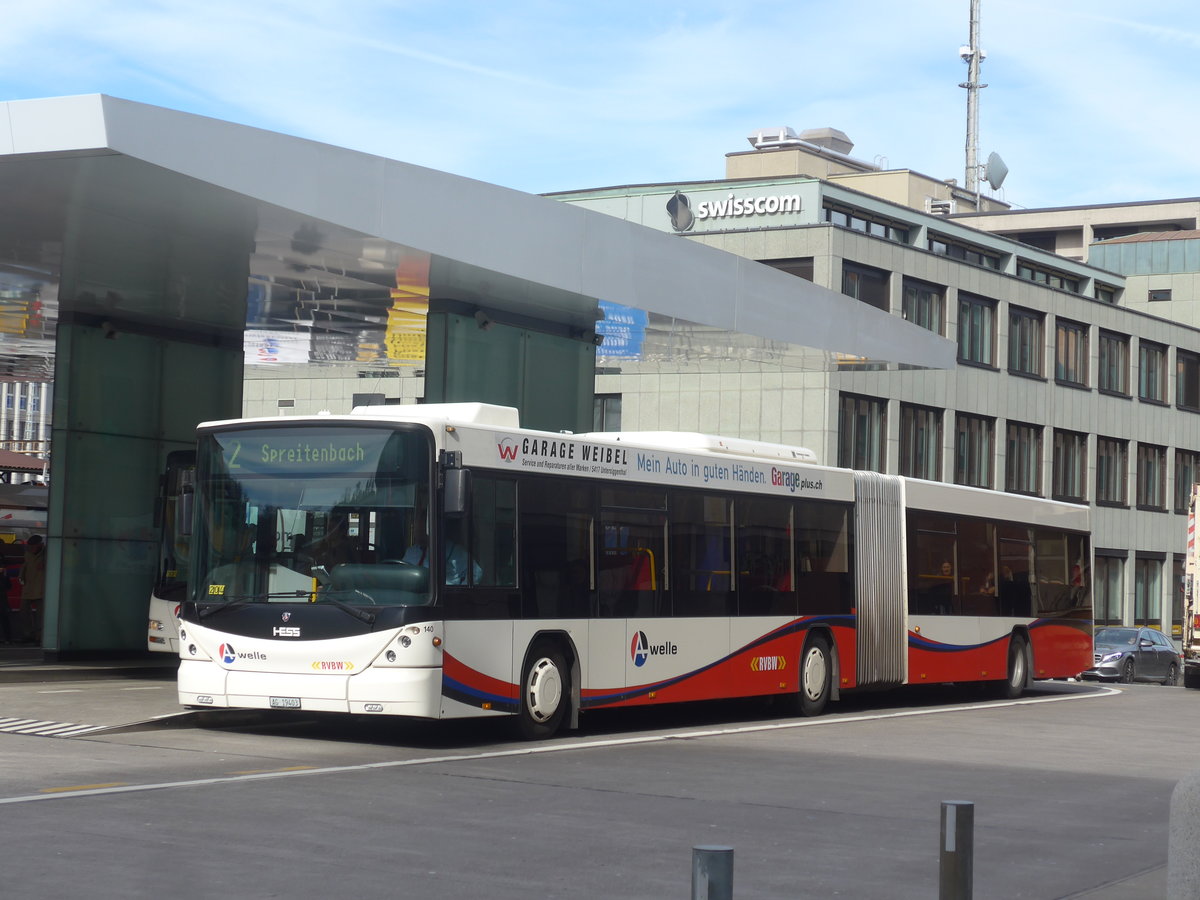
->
192, 425, 433, 609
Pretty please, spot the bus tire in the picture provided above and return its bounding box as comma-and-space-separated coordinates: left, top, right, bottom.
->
797, 633, 832, 717
1000, 634, 1029, 699
516, 640, 569, 740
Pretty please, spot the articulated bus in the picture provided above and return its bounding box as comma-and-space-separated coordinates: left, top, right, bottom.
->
176, 403, 1092, 738
148, 450, 195, 653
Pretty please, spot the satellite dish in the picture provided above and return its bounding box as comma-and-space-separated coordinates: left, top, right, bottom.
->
984, 152, 1009, 190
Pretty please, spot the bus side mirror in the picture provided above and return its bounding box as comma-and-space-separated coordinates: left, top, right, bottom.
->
443, 468, 471, 517
176, 488, 194, 537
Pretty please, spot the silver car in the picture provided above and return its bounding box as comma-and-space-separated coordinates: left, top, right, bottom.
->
1082, 626, 1181, 685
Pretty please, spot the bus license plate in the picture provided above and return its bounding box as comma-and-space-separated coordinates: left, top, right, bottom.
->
270, 696, 301, 709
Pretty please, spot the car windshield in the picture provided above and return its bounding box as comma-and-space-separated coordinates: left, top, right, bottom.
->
1094, 627, 1138, 647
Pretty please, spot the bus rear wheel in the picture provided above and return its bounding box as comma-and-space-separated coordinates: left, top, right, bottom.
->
999, 634, 1029, 699
797, 634, 832, 717
516, 641, 569, 740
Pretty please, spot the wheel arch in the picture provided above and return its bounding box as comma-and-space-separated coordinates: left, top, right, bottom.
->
520, 629, 581, 730
1008, 626, 1032, 687
803, 624, 841, 703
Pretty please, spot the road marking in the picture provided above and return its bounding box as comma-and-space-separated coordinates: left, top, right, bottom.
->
227, 766, 319, 775
38, 689, 83, 694
41, 783, 129, 794
0, 686, 1119, 805
0, 716, 109, 738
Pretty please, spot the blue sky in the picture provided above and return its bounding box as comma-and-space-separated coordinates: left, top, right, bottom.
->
2, 0, 1198, 209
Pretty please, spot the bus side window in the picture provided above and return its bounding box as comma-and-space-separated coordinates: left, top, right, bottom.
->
795, 501, 853, 616
669, 492, 733, 617
598, 514, 667, 617
736, 496, 795, 616
519, 479, 593, 618
469, 477, 516, 588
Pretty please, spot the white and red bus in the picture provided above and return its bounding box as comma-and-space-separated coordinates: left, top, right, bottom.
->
176, 403, 1092, 738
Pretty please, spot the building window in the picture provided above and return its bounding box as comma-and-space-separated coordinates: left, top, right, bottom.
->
1149, 289, 1172, 302
1097, 331, 1130, 396
1094, 555, 1124, 625
823, 204, 909, 243
1095, 284, 1117, 304
1052, 430, 1087, 502
1054, 319, 1088, 386
1005, 421, 1042, 496
1138, 341, 1168, 403
841, 262, 889, 312
957, 294, 996, 366
1136, 443, 1167, 510
593, 394, 622, 431
764, 258, 814, 281
954, 413, 994, 488
1134, 557, 1162, 626
1174, 449, 1200, 514
928, 234, 1002, 269
1096, 437, 1129, 507
838, 393, 887, 472
277, 399, 295, 410
1007, 306, 1044, 377
899, 404, 942, 480
902, 278, 944, 334
1177, 350, 1200, 411
1016, 261, 1080, 293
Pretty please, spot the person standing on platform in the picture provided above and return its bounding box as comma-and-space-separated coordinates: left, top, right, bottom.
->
18, 534, 45, 644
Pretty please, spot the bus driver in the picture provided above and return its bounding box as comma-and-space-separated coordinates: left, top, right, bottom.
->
400, 502, 481, 586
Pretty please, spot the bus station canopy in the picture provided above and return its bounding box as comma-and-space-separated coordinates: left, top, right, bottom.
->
0, 94, 956, 382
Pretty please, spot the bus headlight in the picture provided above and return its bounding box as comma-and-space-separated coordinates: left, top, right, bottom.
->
386, 650, 397, 662
400, 635, 412, 648
149, 619, 165, 632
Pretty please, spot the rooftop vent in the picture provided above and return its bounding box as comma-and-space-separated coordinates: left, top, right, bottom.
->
797, 127, 854, 155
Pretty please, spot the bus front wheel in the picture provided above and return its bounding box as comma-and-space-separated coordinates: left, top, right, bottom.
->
797, 634, 832, 717
516, 641, 569, 740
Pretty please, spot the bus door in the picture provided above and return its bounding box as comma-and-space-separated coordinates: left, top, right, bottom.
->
852, 472, 907, 687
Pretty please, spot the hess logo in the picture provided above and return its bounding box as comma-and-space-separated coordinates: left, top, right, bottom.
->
273, 626, 301, 637
630, 631, 678, 667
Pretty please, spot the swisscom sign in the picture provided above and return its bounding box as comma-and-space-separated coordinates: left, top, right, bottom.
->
666, 189, 802, 233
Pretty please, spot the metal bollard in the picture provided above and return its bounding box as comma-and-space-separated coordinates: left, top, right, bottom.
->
939, 801, 974, 900
692, 845, 734, 900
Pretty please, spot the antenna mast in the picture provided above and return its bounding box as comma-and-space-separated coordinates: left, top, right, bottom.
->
959, 0, 987, 195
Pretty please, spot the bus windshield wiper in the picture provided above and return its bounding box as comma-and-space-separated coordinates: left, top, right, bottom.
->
196, 589, 375, 625
314, 591, 377, 625
196, 591, 309, 619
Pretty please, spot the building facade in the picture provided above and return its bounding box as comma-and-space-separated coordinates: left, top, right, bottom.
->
546, 167, 1200, 638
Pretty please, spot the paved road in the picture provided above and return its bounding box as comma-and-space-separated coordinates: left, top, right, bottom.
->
0, 662, 1190, 899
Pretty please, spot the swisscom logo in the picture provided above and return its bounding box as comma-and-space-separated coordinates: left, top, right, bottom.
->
666, 189, 803, 233
630, 631, 678, 667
